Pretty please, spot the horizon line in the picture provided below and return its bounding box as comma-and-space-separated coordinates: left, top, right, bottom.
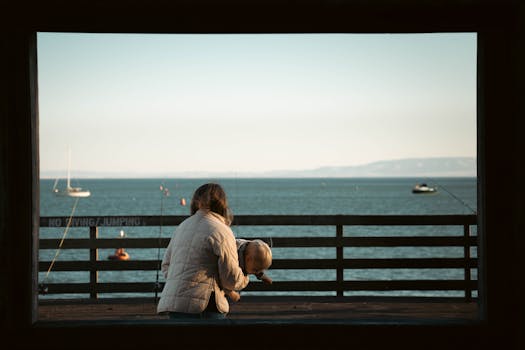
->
40, 156, 477, 179
40, 175, 477, 180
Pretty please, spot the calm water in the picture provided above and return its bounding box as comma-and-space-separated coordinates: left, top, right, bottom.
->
39, 177, 477, 298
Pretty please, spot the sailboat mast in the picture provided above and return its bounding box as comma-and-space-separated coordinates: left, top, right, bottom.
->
67, 148, 71, 189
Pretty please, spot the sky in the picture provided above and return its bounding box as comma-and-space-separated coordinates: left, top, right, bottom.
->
37, 33, 477, 177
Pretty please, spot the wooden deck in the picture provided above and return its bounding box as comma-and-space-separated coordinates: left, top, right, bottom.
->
38, 297, 479, 323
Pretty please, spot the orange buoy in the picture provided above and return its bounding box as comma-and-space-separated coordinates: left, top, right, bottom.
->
108, 248, 130, 261
180, 198, 186, 206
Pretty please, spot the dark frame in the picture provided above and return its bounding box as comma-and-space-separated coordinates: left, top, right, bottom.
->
1, 1, 524, 349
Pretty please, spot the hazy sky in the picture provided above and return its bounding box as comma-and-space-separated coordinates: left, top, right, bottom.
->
37, 33, 476, 176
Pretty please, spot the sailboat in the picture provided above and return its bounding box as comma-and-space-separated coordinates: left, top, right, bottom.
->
52, 149, 91, 198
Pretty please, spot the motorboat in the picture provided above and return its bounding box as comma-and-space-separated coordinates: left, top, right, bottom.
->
412, 183, 437, 194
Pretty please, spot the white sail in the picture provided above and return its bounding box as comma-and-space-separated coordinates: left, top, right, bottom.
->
52, 178, 60, 192
67, 148, 71, 190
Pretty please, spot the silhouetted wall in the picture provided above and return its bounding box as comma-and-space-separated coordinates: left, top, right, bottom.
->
1, 1, 524, 349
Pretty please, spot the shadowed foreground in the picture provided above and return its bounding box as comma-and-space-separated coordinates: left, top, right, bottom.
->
38, 296, 478, 323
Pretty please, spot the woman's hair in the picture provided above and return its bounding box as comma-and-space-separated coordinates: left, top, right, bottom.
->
190, 183, 233, 225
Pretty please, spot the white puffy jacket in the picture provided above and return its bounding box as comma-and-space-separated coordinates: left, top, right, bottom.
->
157, 209, 249, 314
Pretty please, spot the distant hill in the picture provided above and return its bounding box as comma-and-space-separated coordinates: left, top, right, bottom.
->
262, 157, 477, 178
41, 157, 476, 178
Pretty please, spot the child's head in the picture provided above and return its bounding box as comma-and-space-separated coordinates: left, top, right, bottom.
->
244, 239, 272, 275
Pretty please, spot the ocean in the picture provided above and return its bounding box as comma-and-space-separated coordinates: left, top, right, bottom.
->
39, 177, 477, 298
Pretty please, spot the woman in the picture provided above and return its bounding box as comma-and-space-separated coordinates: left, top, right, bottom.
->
157, 183, 249, 319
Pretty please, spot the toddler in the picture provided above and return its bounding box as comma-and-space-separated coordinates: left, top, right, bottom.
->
226, 239, 272, 302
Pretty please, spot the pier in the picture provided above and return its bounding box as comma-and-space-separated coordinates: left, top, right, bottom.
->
38, 296, 478, 322
38, 214, 478, 322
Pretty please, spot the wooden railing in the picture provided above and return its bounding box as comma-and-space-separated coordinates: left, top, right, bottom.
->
39, 215, 478, 300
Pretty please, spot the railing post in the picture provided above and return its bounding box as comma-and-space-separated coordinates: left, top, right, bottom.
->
464, 224, 472, 302
89, 226, 99, 299
336, 224, 344, 297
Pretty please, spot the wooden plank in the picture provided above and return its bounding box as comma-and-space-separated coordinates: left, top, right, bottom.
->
37, 298, 479, 322
89, 226, 98, 299
40, 214, 477, 227
273, 258, 478, 269
43, 282, 159, 294
336, 225, 344, 297
342, 280, 478, 292
243, 280, 478, 292
40, 215, 186, 227
270, 236, 478, 247
234, 215, 478, 226
39, 260, 157, 271
38, 257, 479, 271
39, 238, 171, 249
16, 1, 485, 34
341, 236, 478, 247
343, 258, 479, 269
38, 235, 478, 250
2, 31, 40, 328
257, 237, 337, 247
464, 224, 472, 301
41, 280, 477, 294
